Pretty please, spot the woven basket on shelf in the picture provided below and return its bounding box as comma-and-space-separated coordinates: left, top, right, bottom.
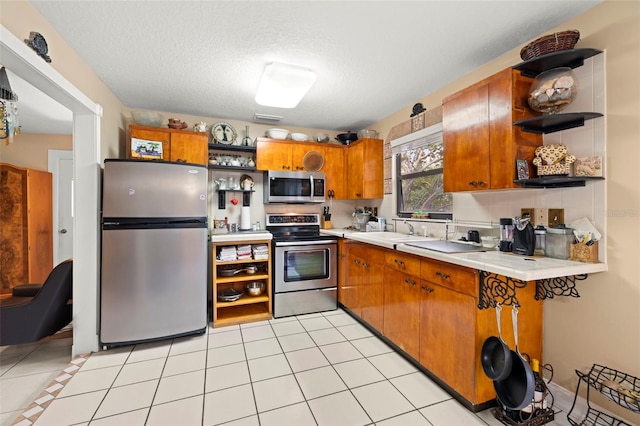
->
520, 30, 580, 61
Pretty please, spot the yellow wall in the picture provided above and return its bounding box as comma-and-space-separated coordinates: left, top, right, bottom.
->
374, 1, 639, 422
0, 133, 72, 170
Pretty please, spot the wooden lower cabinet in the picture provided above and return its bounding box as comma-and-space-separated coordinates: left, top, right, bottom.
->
419, 281, 477, 401
211, 239, 272, 327
383, 268, 421, 360
339, 240, 543, 408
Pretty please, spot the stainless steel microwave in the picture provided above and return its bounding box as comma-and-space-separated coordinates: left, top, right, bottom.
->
264, 170, 326, 204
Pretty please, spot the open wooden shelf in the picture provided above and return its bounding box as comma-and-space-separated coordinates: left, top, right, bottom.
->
214, 303, 271, 327
216, 273, 269, 284
216, 295, 269, 307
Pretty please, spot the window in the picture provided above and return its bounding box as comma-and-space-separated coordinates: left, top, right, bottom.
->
393, 126, 452, 217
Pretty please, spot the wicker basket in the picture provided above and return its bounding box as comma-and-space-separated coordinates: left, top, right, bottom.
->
520, 30, 580, 61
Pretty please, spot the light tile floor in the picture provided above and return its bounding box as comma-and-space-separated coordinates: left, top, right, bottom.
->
0, 309, 574, 426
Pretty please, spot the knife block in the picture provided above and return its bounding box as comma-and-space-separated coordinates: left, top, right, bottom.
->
322, 218, 332, 229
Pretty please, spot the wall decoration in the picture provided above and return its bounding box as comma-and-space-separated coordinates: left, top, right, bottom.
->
131, 137, 163, 160
24, 32, 51, 63
516, 159, 530, 180
573, 156, 603, 177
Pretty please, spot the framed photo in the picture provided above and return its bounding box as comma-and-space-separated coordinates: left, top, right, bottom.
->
516, 159, 530, 180
131, 137, 163, 160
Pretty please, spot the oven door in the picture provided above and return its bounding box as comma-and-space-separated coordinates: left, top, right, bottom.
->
274, 240, 337, 292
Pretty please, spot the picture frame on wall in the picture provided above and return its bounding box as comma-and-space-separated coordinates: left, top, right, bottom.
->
516, 159, 530, 180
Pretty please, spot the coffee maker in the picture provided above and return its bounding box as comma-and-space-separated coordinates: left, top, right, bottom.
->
512, 217, 535, 256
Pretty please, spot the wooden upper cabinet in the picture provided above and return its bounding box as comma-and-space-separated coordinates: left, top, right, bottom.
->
347, 138, 383, 199
319, 145, 347, 200
443, 68, 542, 192
129, 124, 208, 165
170, 131, 208, 164
256, 139, 292, 171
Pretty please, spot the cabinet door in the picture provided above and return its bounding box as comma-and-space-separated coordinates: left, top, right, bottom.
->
320, 145, 347, 199
360, 260, 384, 333
130, 127, 171, 161
170, 132, 208, 165
342, 253, 363, 317
360, 139, 384, 199
383, 268, 420, 359
443, 85, 490, 192
347, 142, 364, 199
419, 283, 476, 401
256, 140, 292, 171
290, 143, 312, 172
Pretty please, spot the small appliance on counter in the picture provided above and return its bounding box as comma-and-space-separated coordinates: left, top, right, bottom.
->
546, 225, 574, 259
512, 217, 535, 256
499, 218, 514, 252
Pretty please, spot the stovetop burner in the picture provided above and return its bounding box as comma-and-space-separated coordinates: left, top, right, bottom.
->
266, 213, 335, 242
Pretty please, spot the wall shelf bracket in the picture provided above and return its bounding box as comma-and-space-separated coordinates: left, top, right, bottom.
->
478, 271, 528, 309
535, 274, 585, 301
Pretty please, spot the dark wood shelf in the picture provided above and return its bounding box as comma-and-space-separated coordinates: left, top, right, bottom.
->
514, 176, 604, 188
513, 48, 603, 78
208, 143, 256, 153
513, 112, 603, 134
208, 165, 258, 172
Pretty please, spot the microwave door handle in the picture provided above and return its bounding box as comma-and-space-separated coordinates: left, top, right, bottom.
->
310, 174, 314, 201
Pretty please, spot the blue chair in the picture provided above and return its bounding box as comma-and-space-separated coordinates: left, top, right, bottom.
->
0, 259, 72, 345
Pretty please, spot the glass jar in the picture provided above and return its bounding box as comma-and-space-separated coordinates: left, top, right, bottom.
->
528, 67, 577, 114
545, 226, 574, 259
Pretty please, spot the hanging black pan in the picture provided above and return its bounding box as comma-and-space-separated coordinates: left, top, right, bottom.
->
494, 306, 535, 411
481, 303, 512, 381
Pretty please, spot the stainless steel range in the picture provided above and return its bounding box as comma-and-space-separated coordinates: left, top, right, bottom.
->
266, 213, 338, 318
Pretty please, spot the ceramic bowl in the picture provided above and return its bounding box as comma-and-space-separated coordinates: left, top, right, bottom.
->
266, 128, 289, 140
131, 110, 164, 127
291, 132, 309, 142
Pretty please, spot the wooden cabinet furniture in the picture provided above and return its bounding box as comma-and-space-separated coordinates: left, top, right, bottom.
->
346, 138, 384, 199
442, 68, 542, 192
129, 124, 208, 165
338, 240, 543, 408
0, 163, 53, 295
211, 239, 272, 327
255, 138, 311, 171
256, 138, 349, 199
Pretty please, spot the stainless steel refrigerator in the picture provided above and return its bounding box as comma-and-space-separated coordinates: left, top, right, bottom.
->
100, 159, 208, 347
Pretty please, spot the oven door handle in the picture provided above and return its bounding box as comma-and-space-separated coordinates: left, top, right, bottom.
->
310, 174, 314, 202
275, 240, 337, 247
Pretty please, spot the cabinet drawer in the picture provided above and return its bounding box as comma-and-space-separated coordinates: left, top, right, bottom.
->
350, 244, 385, 263
385, 251, 421, 276
421, 260, 477, 297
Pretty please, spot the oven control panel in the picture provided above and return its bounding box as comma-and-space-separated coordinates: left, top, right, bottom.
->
266, 213, 321, 226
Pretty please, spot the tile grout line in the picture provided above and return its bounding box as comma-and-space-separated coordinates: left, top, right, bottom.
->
10, 352, 92, 426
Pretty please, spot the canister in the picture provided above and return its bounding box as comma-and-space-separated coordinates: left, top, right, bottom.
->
545, 226, 574, 259
534, 226, 546, 256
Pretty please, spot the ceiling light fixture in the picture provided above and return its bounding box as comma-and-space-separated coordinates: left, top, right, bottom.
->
255, 62, 316, 109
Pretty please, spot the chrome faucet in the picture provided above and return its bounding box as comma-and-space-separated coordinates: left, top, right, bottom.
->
404, 220, 414, 235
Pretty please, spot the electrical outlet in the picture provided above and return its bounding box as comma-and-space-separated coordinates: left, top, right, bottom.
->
535, 208, 548, 227
548, 209, 565, 228
521, 208, 534, 221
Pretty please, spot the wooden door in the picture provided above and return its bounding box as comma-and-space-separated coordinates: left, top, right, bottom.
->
320, 145, 347, 199
347, 142, 364, 199
360, 139, 384, 199
170, 132, 208, 165
256, 140, 292, 171
383, 268, 420, 359
130, 126, 171, 161
419, 282, 476, 401
443, 84, 491, 192
360, 259, 384, 333
290, 143, 312, 172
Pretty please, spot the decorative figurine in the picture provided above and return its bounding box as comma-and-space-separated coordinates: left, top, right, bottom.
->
168, 118, 188, 129
24, 32, 51, 63
410, 102, 426, 117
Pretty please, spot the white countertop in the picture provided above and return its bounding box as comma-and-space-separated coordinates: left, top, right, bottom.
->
210, 231, 272, 243
321, 229, 607, 281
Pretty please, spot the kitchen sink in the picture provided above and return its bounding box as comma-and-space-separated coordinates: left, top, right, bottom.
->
403, 240, 488, 253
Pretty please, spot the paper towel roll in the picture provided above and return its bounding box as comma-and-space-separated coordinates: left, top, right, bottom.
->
240, 206, 251, 230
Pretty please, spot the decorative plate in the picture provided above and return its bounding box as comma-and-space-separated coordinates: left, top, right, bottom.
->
211, 122, 237, 145
303, 150, 324, 172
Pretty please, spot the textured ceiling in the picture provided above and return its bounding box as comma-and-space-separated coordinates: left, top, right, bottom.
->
18, 1, 601, 134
